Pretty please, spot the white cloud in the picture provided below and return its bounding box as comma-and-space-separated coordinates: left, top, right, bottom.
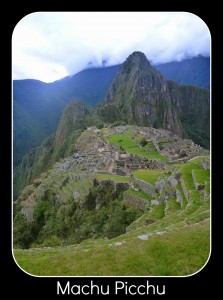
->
12, 12, 210, 82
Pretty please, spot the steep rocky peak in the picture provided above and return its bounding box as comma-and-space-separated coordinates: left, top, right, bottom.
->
98, 51, 183, 137
124, 51, 149, 66
119, 51, 155, 76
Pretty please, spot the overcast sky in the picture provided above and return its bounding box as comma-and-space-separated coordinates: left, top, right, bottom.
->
12, 12, 210, 83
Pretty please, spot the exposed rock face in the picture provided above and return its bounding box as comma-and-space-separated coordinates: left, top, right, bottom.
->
96, 51, 183, 136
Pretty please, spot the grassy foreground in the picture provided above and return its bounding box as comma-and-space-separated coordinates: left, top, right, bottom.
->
14, 220, 209, 276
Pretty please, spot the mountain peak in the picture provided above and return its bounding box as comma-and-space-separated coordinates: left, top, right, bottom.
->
97, 51, 183, 136
127, 51, 148, 61
122, 51, 151, 69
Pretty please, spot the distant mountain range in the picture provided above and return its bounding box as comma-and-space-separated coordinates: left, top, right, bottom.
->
155, 56, 210, 89
13, 55, 210, 167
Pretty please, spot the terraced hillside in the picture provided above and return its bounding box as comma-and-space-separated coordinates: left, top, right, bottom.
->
13, 126, 210, 276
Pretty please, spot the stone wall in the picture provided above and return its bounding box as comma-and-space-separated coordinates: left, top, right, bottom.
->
176, 189, 183, 207
124, 193, 149, 211
180, 178, 189, 201
132, 177, 155, 196
202, 158, 210, 170
191, 170, 205, 191
151, 199, 162, 205
97, 180, 129, 192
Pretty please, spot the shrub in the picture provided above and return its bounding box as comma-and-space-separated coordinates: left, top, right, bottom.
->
40, 235, 61, 247
139, 138, 147, 147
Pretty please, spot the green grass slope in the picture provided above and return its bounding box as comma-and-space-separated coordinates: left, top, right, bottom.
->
14, 220, 209, 276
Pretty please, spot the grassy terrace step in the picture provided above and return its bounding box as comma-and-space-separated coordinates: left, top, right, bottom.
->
177, 158, 204, 184
62, 183, 74, 193
165, 197, 181, 215
129, 202, 166, 231
205, 180, 210, 194
124, 188, 152, 203
183, 190, 202, 217
193, 169, 210, 184
95, 173, 131, 183
128, 197, 209, 234
185, 209, 210, 225
61, 186, 72, 197
176, 185, 188, 209
14, 220, 209, 276
75, 180, 92, 194
146, 202, 166, 220
132, 169, 164, 185
128, 186, 209, 233
106, 134, 167, 161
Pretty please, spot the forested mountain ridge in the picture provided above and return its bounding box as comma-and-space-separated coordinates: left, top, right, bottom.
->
155, 55, 210, 89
